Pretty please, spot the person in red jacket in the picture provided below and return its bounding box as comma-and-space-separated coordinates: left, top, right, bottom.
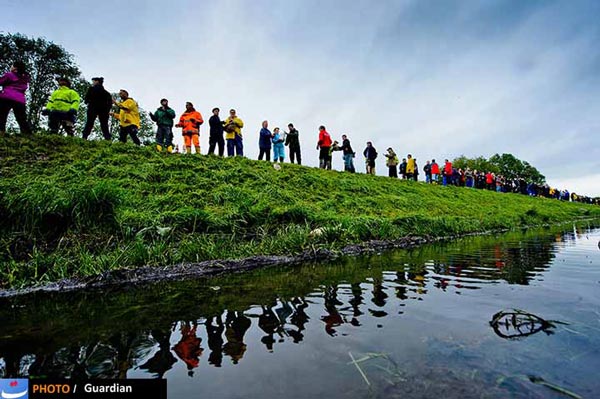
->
443, 159, 452, 186
173, 321, 203, 377
485, 171, 495, 190
316, 125, 332, 169
431, 159, 440, 184
176, 102, 203, 154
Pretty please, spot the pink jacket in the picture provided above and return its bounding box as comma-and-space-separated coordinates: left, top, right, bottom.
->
0, 71, 29, 104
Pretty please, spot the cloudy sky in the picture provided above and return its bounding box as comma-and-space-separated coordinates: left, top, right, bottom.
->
2, 0, 599, 195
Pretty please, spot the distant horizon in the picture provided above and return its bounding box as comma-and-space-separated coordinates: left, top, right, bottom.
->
2, 0, 599, 196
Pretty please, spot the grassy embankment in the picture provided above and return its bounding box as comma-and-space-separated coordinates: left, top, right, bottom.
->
1, 135, 598, 289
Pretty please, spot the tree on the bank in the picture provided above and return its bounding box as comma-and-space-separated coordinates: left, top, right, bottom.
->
0, 32, 84, 131
1, 32, 154, 141
453, 153, 545, 184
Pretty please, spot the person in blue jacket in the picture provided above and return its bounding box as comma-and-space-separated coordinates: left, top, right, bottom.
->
258, 120, 272, 161
272, 127, 285, 163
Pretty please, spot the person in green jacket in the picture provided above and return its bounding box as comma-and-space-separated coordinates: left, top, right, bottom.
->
149, 98, 176, 153
42, 77, 80, 136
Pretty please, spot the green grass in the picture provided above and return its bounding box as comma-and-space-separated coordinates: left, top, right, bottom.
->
0, 134, 599, 289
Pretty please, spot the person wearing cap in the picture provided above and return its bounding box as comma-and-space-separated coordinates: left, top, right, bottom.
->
385, 148, 399, 178
111, 89, 141, 145
82, 77, 112, 140
223, 109, 244, 156
149, 98, 176, 152
208, 107, 225, 156
175, 102, 203, 154
285, 123, 301, 164
42, 77, 80, 136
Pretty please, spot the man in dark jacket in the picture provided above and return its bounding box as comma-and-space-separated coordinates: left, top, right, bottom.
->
208, 107, 225, 156
285, 123, 301, 164
258, 120, 272, 161
399, 158, 407, 179
363, 141, 378, 175
340, 134, 355, 172
423, 160, 432, 183
149, 98, 176, 152
82, 77, 112, 140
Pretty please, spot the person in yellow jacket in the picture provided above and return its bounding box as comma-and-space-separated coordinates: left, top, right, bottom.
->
223, 108, 244, 157
406, 154, 415, 180
111, 89, 141, 145
41, 77, 80, 136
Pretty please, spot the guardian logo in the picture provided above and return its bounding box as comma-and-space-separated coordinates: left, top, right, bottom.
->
0, 380, 28, 399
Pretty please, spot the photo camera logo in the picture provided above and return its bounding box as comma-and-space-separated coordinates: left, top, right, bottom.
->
0, 380, 28, 399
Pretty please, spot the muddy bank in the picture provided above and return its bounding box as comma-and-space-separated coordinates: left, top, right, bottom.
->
5, 218, 597, 299
0, 235, 439, 298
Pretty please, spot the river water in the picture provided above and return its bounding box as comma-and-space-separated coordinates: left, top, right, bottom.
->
1, 224, 599, 398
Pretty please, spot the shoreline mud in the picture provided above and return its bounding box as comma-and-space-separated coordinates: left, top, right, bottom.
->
1, 220, 597, 299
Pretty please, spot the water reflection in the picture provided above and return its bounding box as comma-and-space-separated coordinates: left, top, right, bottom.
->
0, 225, 597, 385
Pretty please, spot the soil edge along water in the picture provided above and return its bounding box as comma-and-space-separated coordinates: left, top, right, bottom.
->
1, 135, 599, 293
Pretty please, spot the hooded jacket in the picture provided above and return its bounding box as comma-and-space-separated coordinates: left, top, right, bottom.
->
177, 109, 203, 135
431, 162, 440, 174
114, 98, 140, 127
406, 158, 415, 174
46, 86, 80, 112
0, 71, 29, 104
272, 131, 284, 150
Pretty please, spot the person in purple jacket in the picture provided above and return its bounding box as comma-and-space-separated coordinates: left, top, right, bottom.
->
0, 61, 31, 136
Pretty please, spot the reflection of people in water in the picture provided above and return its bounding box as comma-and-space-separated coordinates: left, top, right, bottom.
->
173, 321, 203, 376
321, 286, 344, 336
408, 263, 428, 295
205, 315, 225, 367
371, 278, 388, 306
349, 283, 364, 326
369, 278, 389, 317
288, 297, 309, 343
139, 328, 177, 378
395, 271, 409, 301
259, 305, 280, 351
223, 311, 251, 364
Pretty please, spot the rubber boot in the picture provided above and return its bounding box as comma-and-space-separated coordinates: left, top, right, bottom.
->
195, 146, 201, 154
186, 146, 192, 154
167, 145, 173, 153
156, 144, 163, 152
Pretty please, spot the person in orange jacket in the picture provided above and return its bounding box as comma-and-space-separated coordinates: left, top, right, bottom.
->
176, 102, 203, 154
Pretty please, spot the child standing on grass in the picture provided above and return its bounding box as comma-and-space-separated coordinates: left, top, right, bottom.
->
272, 127, 285, 163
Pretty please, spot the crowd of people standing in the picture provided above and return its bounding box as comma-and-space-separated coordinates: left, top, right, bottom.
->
1, 64, 598, 205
